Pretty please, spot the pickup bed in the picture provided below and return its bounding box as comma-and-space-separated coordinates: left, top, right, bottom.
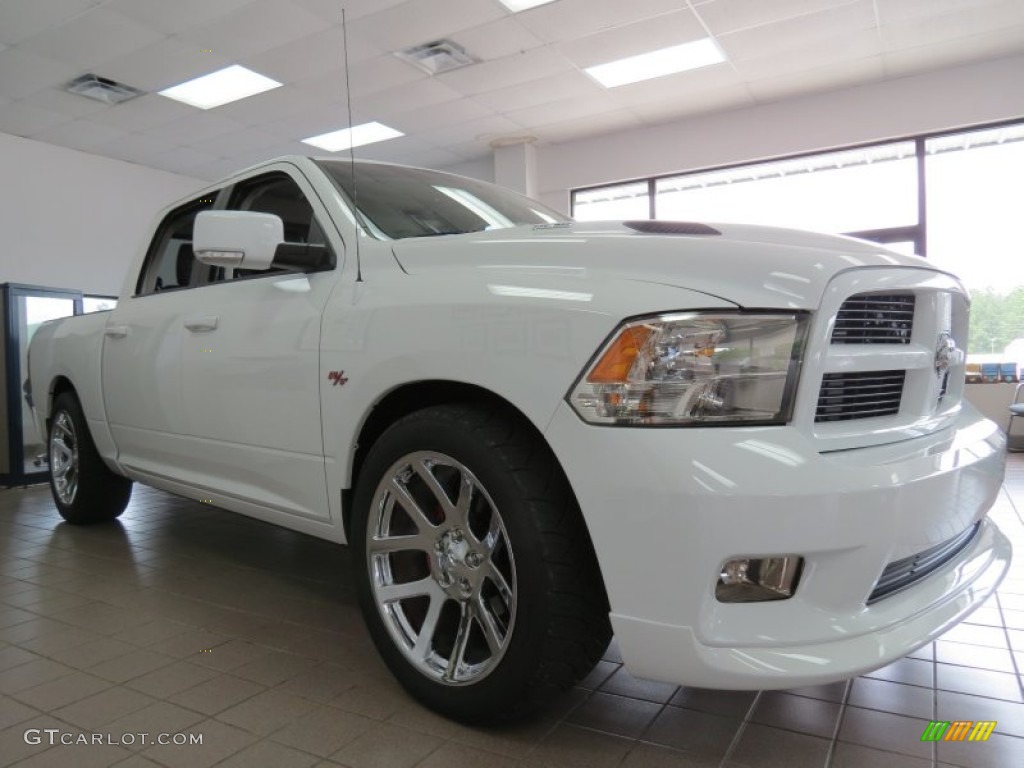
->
27, 156, 1011, 723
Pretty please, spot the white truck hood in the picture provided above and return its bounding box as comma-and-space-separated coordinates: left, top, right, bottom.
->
390, 221, 950, 310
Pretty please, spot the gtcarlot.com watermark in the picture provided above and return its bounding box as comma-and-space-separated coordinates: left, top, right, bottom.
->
24, 728, 203, 747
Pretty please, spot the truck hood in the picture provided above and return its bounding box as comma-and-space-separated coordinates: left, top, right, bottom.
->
390, 221, 952, 310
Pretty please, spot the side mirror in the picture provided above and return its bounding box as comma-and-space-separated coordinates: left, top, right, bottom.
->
194, 210, 282, 271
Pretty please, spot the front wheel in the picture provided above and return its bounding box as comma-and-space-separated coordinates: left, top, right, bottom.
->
352, 404, 610, 723
48, 392, 132, 524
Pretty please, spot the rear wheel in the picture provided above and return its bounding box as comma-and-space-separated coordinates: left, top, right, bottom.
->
352, 404, 610, 723
48, 392, 132, 524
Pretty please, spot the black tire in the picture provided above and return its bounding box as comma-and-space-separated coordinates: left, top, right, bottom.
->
48, 392, 132, 524
352, 403, 611, 724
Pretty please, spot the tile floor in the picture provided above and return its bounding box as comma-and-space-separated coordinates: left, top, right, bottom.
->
0, 455, 1022, 768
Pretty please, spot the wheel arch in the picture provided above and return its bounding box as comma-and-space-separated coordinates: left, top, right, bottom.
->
343, 381, 608, 613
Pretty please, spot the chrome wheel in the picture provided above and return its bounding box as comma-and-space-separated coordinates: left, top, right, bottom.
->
366, 451, 517, 686
50, 411, 79, 505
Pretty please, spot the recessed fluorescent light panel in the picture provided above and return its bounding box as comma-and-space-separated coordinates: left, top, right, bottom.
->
159, 65, 282, 109
498, 0, 558, 11
302, 122, 404, 152
586, 38, 726, 88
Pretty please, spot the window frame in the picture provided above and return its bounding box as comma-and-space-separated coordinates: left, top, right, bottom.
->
569, 117, 1024, 257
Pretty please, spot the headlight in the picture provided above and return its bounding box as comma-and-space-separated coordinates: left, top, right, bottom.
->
569, 312, 808, 426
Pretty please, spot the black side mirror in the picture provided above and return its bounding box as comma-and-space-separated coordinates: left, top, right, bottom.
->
272, 243, 332, 272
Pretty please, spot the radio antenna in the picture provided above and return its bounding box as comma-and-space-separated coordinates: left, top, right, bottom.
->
341, 7, 362, 282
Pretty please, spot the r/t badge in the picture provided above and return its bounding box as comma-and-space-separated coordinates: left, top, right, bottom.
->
328, 370, 349, 387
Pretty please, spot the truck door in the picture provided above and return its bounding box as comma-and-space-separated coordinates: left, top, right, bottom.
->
174, 168, 339, 522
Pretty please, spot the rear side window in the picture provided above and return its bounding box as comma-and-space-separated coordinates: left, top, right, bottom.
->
136, 194, 218, 296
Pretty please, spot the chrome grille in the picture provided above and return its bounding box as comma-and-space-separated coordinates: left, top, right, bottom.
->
815, 370, 905, 423
832, 293, 915, 345
868, 524, 979, 604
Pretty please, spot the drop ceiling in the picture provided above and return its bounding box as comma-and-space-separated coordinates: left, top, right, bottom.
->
0, 0, 1022, 180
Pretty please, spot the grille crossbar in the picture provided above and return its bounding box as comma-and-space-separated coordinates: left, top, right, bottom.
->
832, 293, 915, 345
815, 370, 905, 422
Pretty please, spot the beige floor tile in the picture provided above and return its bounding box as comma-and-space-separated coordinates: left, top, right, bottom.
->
215, 688, 318, 736
270, 703, 374, 756
330, 722, 445, 768
169, 673, 266, 716
215, 739, 320, 768
11, 670, 112, 711
51, 685, 156, 730
141, 718, 257, 768
124, 660, 220, 699
528, 723, 633, 768
417, 741, 522, 768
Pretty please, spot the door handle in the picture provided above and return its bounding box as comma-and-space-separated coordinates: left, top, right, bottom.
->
184, 316, 219, 332
104, 325, 129, 339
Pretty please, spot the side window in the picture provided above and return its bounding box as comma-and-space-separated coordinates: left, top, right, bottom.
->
212, 172, 330, 282
136, 194, 218, 296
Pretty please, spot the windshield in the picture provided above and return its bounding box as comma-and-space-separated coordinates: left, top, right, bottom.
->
314, 159, 569, 240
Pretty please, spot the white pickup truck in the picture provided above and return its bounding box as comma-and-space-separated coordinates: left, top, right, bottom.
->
27, 156, 1011, 723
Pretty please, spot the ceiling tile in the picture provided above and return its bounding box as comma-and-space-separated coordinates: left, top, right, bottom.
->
514, 0, 694, 43
694, 0, 867, 35
106, 0, 258, 36
16, 8, 166, 69
730, 28, 882, 80
17, 87, 114, 118
98, 39, 232, 93
0, 0, 107, 46
558, 9, 707, 69
631, 86, 755, 123
32, 118, 128, 152
876, 0, 1017, 25
503, 94, 621, 129
883, 24, 1024, 76
175, 0, 327, 61
603, 63, 744, 108
243, 27, 383, 86
449, 17, 545, 61
718, 1, 878, 62
748, 56, 885, 102
473, 70, 602, 112
145, 112, 250, 145
0, 47, 78, 100
531, 109, 644, 144
84, 93, 197, 132
436, 46, 576, 95
0, 102, 72, 136
214, 85, 326, 126
262, 103, 352, 142
297, 54, 426, 101
289, 0, 407, 24
392, 146, 465, 170
90, 131, 181, 165
388, 98, 494, 134
417, 114, 530, 149
881, 1, 1024, 51
348, 0, 506, 53
354, 78, 465, 120
189, 127, 285, 157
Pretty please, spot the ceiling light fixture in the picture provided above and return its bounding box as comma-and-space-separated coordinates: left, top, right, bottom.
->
159, 65, 282, 109
498, 0, 558, 12
585, 38, 726, 88
302, 122, 404, 152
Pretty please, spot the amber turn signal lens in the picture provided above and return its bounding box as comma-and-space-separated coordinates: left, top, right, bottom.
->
587, 326, 652, 383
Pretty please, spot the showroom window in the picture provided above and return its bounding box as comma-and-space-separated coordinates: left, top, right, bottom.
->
571, 120, 1024, 355
925, 123, 1024, 354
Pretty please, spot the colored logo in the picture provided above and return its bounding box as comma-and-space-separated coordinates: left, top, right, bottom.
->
920, 720, 996, 742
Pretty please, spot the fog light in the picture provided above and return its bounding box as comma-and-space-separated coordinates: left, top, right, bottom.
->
716, 556, 803, 602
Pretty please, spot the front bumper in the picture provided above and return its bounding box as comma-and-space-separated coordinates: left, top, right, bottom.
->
545, 401, 1010, 689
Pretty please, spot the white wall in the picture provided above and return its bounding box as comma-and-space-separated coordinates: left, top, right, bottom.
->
532, 54, 1024, 214
0, 132, 203, 296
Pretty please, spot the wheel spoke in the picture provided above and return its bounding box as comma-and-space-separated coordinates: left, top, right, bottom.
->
367, 533, 431, 554
413, 459, 456, 518
412, 592, 446, 660
388, 478, 436, 533
378, 576, 437, 603
445, 602, 473, 681
452, 473, 474, 528
484, 562, 513, 608
480, 509, 502, 554
474, 593, 505, 655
